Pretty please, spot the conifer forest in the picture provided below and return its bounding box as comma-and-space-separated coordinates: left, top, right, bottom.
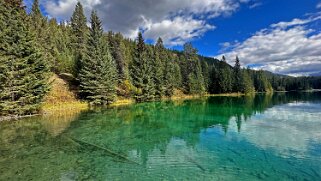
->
1, 0, 320, 116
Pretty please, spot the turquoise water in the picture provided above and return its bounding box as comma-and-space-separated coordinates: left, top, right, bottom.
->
1, 92, 321, 180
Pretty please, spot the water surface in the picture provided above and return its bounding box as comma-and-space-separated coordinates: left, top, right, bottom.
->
1, 92, 321, 180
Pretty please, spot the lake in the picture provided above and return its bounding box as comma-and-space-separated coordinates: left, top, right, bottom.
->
1, 92, 321, 180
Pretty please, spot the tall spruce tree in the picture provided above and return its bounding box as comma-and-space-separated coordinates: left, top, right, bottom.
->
29, 0, 57, 71
181, 43, 205, 94
0, 0, 49, 116
131, 32, 155, 101
201, 61, 210, 92
131, 32, 145, 101
218, 62, 233, 93
79, 11, 117, 105
108, 32, 129, 82
234, 56, 242, 92
241, 69, 255, 94
254, 70, 273, 92
153, 37, 165, 99
188, 61, 206, 94
143, 46, 156, 100
70, 2, 87, 76
164, 54, 179, 97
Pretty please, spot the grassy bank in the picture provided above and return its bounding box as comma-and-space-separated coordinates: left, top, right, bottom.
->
42, 82, 245, 115
41, 74, 88, 115
2, 75, 248, 120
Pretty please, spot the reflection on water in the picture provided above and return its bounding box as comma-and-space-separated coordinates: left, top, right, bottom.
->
240, 102, 321, 158
0, 92, 321, 180
41, 110, 82, 136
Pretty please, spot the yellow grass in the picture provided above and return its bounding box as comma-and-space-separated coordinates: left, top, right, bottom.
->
41, 74, 88, 114
41, 76, 248, 114
110, 98, 134, 107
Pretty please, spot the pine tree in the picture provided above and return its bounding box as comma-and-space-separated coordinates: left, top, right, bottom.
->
188, 61, 206, 94
209, 65, 220, 93
241, 69, 255, 94
131, 32, 145, 101
79, 11, 117, 105
0, 0, 49, 116
234, 56, 242, 92
48, 18, 74, 73
108, 32, 130, 83
152, 37, 165, 99
130, 32, 155, 101
142, 46, 156, 101
201, 61, 210, 92
181, 43, 205, 94
254, 70, 273, 92
29, 0, 57, 71
218, 63, 233, 93
164, 55, 180, 97
70, 2, 87, 76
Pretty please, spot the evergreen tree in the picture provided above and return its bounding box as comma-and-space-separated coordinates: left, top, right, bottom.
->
217, 60, 233, 93
131, 32, 155, 101
142, 46, 156, 101
164, 56, 179, 97
241, 69, 255, 94
29, 0, 57, 71
131, 32, 145, 101
0, 0, 49, 116
222, 55, 226, 62
70, 2, 87, 76
48, 18, 74, 73
254, 70, 273, 92
79, 11, 117, 105
111, 33, 129, 82
201, 61, 210, 92
234, 56, 242, 92
181, 43, 205, 94
30, 0, 42, 19
209, 65, 220, 93
152, 37, 165, 99
189, 61, 206, 94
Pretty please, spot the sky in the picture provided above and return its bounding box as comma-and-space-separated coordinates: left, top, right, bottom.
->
23, 0, 321, 76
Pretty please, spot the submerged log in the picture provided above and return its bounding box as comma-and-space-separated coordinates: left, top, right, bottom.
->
184, 155, 206, 172
69, 137, 140, 165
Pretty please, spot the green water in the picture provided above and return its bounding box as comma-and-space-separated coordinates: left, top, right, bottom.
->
1, 92, 321, 181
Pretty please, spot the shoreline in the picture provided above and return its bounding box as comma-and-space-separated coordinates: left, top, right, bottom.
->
0, 93, 243, 122
4, 91, 318, 122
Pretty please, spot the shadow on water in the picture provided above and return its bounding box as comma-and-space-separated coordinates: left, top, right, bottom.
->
0, 92, 321, 180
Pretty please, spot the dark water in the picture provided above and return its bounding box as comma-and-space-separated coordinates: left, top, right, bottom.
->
1, 92, 321, 180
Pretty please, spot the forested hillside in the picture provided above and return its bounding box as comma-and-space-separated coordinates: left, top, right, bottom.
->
1, 0, 320, 116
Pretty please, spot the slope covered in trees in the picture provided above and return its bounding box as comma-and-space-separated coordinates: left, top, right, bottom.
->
0, 1, 320, 116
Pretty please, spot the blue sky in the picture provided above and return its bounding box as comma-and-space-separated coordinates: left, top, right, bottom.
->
24, 0, 321, 76
192, 0, 320, 55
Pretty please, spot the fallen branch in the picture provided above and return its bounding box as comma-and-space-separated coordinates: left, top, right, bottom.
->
0, 114, 40, 122
69, 137, 140, 165
184, 155, 206, 172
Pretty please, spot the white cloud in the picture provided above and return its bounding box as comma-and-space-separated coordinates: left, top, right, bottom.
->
271, 15, 321, 29
317, 2, 321, 9
218, 15, 321, 76
249, 2, 262, 9
144, 17, 215, 46
43, 0, 252, 45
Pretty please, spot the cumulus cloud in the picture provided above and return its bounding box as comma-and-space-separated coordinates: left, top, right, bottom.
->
144, 17, 215, 46
43, 0, 251, 45
218, 14, 321, 76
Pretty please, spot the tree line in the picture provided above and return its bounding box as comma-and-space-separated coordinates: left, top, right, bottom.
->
0, 0, 320, 116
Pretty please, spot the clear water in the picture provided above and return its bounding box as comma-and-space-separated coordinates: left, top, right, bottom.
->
1, 92, 321, 180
